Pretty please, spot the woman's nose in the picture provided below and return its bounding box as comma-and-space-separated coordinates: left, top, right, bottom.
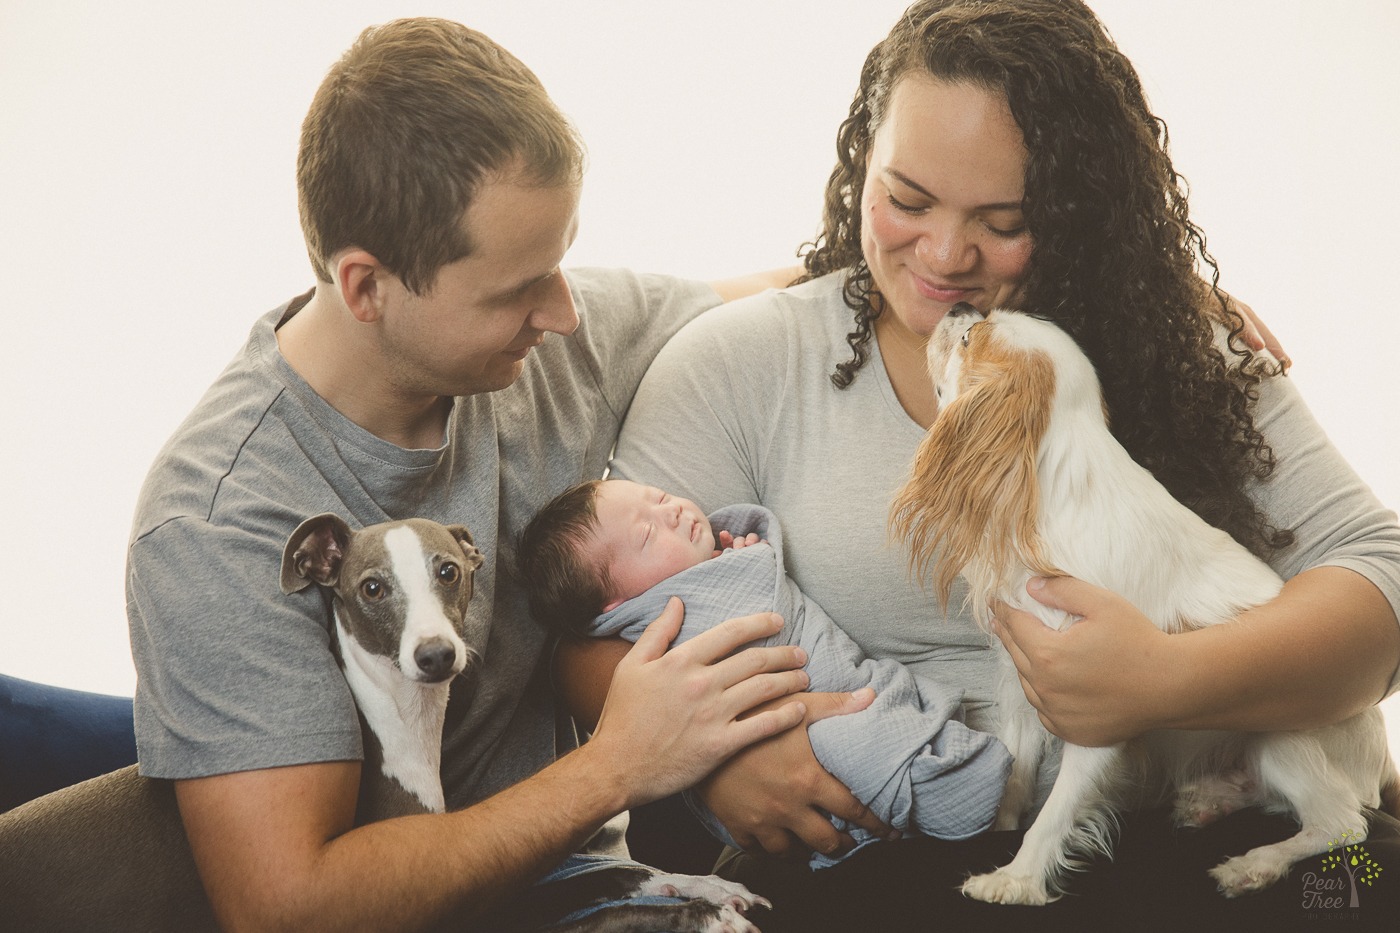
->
916, 218, 975, 274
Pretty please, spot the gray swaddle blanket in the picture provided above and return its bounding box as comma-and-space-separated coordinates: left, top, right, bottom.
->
590, 504, 1011, 868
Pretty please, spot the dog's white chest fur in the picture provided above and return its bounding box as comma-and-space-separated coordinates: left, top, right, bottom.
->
336, 614, 449, 813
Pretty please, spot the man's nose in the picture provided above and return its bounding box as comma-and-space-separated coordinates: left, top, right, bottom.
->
529, 274, 579, 337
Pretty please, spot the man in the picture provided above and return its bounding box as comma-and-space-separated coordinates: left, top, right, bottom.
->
121, 18, 877, 931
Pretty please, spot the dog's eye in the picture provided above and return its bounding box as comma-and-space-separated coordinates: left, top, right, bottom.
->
961, 328, 972, 347
437, 562, 460, 586
360, 578, 386, 601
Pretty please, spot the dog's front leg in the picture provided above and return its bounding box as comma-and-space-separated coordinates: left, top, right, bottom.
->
992, 658, 1044, 832
963, 742, 1125, 906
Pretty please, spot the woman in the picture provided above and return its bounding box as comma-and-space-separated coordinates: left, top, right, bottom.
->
561, 0, 1400, 926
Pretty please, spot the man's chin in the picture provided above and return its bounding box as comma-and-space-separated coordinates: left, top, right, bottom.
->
457, 360, 525, 396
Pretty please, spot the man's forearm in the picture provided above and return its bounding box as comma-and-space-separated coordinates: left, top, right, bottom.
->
707, 265, 803, 304
188, 609, 811, 933
181, 749, 630, 933
320, 746, 629, 929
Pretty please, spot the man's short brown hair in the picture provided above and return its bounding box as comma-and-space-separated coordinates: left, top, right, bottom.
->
517, 480, 615, 637
297, 18, 584, 294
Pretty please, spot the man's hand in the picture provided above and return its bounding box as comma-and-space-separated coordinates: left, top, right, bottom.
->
586, 598, 813, 805
1233, 297, 1290, 372
694, 689, 894, 860
990, 576, 1176, 747
1202, 285, 1291, 373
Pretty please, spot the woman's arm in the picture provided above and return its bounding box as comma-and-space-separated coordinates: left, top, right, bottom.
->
992, 366, 1400, 746
992, 568, 1399, 746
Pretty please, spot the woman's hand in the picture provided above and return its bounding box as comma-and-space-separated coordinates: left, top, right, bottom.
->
693, 689, 895, 859
990, 576, 1176, 747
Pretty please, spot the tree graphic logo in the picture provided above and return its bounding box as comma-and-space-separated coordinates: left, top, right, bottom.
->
1319, 830, 1384, 908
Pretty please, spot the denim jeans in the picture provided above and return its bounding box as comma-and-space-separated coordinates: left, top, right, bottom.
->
0, 674, 137, 812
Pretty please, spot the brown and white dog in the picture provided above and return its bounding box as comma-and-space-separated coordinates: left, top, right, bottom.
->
889, 305, 1397, 905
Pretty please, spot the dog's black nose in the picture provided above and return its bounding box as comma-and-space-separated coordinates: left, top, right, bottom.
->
949, 301, 978, 318
414, 638, 458, 681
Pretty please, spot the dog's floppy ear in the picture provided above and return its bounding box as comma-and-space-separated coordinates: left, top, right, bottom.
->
444, 524, 485, 572
890, 341, 1059, 608
281, 513, 353, 594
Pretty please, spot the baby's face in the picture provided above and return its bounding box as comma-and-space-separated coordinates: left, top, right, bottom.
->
593, 480, 715, 610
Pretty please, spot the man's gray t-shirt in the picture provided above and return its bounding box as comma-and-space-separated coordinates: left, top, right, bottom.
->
127, 268, 719, 812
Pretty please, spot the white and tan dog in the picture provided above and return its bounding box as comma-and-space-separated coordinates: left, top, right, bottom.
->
890, 305, 1397, 905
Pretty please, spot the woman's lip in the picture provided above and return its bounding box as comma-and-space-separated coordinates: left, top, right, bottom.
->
912, 273, 977, 303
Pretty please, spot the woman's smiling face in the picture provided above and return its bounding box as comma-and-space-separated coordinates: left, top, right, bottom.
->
860, 74, 1034, 340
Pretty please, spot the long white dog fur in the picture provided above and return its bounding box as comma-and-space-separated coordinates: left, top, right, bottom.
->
889, 306, 1397, 905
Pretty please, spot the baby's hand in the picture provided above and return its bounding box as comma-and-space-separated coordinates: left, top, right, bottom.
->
714, 530, 764, 556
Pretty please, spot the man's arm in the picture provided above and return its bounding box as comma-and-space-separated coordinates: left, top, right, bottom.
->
707, 266, 802, 304
179, 603, 810, 933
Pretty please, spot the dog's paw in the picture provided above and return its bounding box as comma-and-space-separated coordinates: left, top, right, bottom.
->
642, 873, 772, 914
706, 903, 762, 933
961, 869, 1053, 906
1172, 771, 1257, 829
1209, 850, 1291, 897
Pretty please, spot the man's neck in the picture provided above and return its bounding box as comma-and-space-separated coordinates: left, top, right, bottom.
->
276, 288, 453, 451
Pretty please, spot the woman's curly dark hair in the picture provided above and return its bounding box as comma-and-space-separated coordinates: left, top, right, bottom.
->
800, 0, 1292, 557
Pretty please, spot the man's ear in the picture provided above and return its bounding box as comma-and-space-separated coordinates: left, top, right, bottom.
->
334, 249, 389, 324
281, 513, 354, 594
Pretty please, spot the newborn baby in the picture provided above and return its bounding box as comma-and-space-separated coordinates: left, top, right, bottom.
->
519, 479, 1010, 868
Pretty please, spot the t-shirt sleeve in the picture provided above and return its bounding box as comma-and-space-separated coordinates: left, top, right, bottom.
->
564, 268, 722, 422
128, 517, 363, 778
609, 294, 794, 512
1250, 373, 1400, 695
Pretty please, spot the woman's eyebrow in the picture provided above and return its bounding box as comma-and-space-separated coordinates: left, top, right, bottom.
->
883, 168, 1023, 212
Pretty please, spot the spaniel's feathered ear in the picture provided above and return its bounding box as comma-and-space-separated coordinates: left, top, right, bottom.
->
890, 345, 1061, 609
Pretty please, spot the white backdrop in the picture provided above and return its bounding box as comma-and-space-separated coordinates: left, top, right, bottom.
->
2, 2, 1397, 749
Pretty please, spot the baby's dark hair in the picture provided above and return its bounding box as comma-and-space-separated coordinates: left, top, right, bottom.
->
517, 480, 614, 636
